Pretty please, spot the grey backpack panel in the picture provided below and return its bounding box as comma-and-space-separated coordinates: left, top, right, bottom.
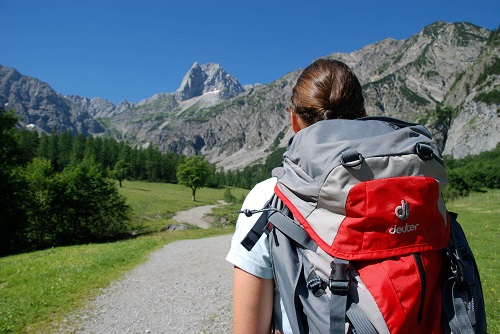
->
277, 117, 448, 230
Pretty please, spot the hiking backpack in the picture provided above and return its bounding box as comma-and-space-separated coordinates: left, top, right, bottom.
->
241, 117, 486, 334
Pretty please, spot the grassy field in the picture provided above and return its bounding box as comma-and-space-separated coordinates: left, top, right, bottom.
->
0, 183, 498, 333
0, 181, 248, 333
119, 180, 248, 232
446, 189, 500, 333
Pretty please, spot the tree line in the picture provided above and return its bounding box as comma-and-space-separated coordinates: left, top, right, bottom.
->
443, 145, 500, 199
21, 127, 182, 184
1, 109, 133, 255
1, 106, 498, 255
0, 108, 220, 255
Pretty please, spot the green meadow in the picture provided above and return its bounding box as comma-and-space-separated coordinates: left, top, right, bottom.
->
0, 181, 248, 333
446, 189, 500, 333
0, 183, 498, 333
119, 180, 248, 232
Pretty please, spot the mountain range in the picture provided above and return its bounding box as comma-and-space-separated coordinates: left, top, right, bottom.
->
1, 21, 499, 170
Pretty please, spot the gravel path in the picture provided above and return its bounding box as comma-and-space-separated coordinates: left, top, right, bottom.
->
172, 203, 220, 229
58, 205, 235, 334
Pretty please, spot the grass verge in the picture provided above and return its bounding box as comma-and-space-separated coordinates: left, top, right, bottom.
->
446, 189, 500, 332
0, 228, 232, 333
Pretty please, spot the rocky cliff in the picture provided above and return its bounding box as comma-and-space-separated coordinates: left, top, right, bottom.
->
0, 66, 104, 136
1, 21, 498, 169
176, 62, 244, 101
324, 21, 499, 158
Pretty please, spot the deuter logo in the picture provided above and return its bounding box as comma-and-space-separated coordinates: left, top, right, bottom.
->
391, 200, 419, 234
389, 222, 419, 234
395, 200, 410, 220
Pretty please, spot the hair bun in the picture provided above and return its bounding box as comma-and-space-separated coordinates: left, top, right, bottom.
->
324, 110, 336, 119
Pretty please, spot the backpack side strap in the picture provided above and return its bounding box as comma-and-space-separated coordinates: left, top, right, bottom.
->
240, 196, 280, 251
443, 212, 487, 334
443, 278, 475, 334
346, 299, 378, 334
240, 195, 318, 252
240, 204, 273, 251
268, 211, 318, 252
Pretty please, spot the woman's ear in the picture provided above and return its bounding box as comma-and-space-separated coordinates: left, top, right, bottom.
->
291, 112, 302, 133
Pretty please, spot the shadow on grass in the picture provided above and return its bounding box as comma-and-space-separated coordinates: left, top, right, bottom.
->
121, 185, 151, 192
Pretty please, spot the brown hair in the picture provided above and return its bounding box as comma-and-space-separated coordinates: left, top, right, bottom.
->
289, 59, 365, 126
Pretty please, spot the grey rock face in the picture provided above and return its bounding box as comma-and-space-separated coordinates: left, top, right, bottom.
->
176, 62, 244, 101
0, 66, 78, 135
326, 21, 498, 157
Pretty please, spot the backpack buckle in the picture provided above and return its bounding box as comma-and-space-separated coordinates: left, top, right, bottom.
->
306, 273, 328, 297
329, 260, 351, 294
448, 245, 475, 291
415, 142, 434, 161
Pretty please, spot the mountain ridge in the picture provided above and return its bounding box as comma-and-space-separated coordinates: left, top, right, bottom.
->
1, 21, 498, 170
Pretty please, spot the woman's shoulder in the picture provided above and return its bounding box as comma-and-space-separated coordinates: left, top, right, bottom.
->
254, 177, 277, 191
242, 177, 277, 209
251, 177, 277, 197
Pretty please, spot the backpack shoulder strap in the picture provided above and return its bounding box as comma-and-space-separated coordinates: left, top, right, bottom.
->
240, 197, 275, 251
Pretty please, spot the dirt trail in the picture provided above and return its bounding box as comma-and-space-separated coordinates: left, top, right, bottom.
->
172, 203, 218, 228
58, 202, 235, 333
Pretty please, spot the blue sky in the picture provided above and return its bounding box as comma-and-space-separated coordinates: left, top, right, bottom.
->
1, 0, 498, 104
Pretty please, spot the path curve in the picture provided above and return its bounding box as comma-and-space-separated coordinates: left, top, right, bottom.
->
171, 203, 219, 229
57, 204, 235, 333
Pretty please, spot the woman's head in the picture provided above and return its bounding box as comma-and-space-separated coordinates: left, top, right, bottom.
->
289, 59, 365, 128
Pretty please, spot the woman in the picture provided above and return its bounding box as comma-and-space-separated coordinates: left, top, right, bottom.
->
226, 58, 366, 333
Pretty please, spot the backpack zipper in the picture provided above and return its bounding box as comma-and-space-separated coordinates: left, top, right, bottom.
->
412, 253, 426, 324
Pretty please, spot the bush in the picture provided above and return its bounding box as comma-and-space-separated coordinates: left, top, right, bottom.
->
223, 188, 237, 204
51, 158, 132, 245
20, 157, 132, 251
445, 145, 500, 195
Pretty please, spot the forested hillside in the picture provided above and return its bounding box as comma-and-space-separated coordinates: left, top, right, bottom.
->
1, 106, 498, 256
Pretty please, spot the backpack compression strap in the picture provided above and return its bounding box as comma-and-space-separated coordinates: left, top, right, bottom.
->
240, 203, 273, 251
241, 200, 379, 333
443, 212, 487, 334
330, 258, 378, 334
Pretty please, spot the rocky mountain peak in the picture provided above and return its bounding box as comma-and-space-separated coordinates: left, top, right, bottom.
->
176, 61, 244, 101
1, 21, 498, 169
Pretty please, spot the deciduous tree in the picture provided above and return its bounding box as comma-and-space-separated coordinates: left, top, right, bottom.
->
112, 159, 131, 187
176, 156, 210, 201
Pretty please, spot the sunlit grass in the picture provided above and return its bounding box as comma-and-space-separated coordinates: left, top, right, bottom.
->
0, 181, 248, 333
120, 180, 248, 231
1, 183, 496, 333
446, 189, 500, 333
